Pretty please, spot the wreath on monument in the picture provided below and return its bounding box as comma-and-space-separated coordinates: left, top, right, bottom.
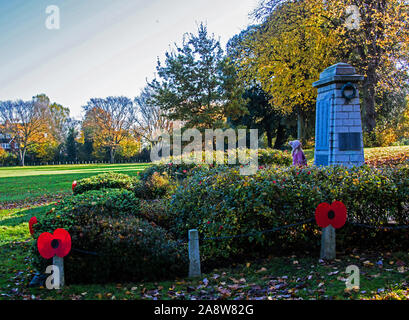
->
341, 82, 357, 103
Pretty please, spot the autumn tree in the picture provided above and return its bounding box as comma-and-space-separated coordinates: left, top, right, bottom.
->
227, 26, 295, 148
27, 94, 71, 162
134, 85, 173, 147
248, 0, 409, 135
117, 136, 142, 159
334, 0, 409, 132
233, 0, 340, 141
0, 99, 50, 166
48, 102, 70, 146
82, 96, 137, 163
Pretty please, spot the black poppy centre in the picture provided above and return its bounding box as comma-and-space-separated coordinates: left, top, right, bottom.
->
51, 239, 60, 249
327, 210, 335, 220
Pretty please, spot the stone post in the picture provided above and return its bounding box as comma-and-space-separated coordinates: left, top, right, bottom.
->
53, 256, 65, 288
320, 226, 336, 260
188, 229, 201, 278
313, 63, 365, 167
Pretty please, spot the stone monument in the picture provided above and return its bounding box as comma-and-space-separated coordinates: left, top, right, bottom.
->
313, 63, 365, 167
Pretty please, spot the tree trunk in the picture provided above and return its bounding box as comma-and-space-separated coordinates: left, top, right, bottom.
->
19, 148, 26, 166
362, 71, 377, 133
297, 113, 303, 141
274, 122, 286, 149
266, 127, 273, 148
110, 147, 115, 164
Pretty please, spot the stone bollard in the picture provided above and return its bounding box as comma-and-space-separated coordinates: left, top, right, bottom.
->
188, 229, 201, 278
320, 225, 336, 260
53, 256, 65, 288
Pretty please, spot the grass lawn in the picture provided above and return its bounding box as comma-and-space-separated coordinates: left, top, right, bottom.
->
0, 163, 150, 204
303, 146, 409, 164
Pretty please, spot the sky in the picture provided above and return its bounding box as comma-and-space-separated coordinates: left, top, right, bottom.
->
0, 0, 259, 119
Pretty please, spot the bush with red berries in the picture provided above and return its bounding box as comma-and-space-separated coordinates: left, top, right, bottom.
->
168, 165, 409, 265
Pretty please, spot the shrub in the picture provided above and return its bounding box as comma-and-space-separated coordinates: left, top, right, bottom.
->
0, 150, 18, 166
168, 165, 409, 265
139, 199, 173, 230
258, 148, 292, 166
134, 171, 176, 200
73, 172, 135, 195
139, 162, 198, 183
30, 189, 187, 283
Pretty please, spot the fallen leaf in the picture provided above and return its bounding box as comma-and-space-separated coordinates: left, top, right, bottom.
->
256, 267, 267, 273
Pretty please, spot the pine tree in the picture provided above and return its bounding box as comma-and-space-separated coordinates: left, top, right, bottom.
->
149, 23, 247, 129
66, 127, 77, 161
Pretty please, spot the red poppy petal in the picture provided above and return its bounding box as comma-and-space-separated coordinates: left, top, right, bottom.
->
315, 203, 331, 228
37, 232, 55, 259
330, 201, 347, 229
53, 228, 71, 257
29, 216, 38, 236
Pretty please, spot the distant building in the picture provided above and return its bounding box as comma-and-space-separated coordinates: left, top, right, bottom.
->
0, 132, 18, 151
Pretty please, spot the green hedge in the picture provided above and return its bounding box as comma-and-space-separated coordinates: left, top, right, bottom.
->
168, 165, 409, 264
30, 189, 187, 284
73, 172, 135, 195
139, 148, 292, 183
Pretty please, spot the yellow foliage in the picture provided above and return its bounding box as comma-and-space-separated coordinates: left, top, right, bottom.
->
397, 101, 409, 140
237, 0, 409, 121
374, 127, 398, 147
118, 136, 141, 158
237, 0, 340, 115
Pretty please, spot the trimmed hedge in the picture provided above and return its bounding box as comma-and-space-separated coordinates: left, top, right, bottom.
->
168, 165, 409, 264
73, 172, 135, 195
30, 189, 187, 284
139, 148, 292, 183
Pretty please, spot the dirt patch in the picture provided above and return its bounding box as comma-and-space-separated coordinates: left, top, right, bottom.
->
0, 193, 70, 210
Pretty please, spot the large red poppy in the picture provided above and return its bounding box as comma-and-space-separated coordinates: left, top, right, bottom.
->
29, 216, 38, 236
37, 229, 71, 259
315, 201, 347, 229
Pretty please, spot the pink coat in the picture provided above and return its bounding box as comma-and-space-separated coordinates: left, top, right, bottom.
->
292, 150, 307, 166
